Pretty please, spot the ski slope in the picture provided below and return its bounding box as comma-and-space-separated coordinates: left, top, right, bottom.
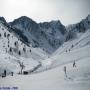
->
0, 22, 48, 75
0, 56, 90, 90
41, 29, 90, 69
0, 16, 90, 90
0, 29, 90, 90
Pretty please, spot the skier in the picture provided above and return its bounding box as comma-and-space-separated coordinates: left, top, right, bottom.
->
2, 70, 6, 78
66, 50, 67, 52
11, 72, 13, 76
73, 60, 76, 67
64, 66, 67, 77
69, 49, 70, 52
4, 70, 6, 77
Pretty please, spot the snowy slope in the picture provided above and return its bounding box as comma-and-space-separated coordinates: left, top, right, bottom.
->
0, 15, 90, 90
0, 15, 90, 74
0, 29, 90, 90
0, 20, 48, 75
9, 16, 67, 54
0, 51, 90, 90
40, 29, 90, 70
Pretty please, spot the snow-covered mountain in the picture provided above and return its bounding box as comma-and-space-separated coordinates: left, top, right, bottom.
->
30, 15, 90, 72
65, 15, 90, 41
41, 15, 90, 68
0, 15, 90, 76
0, 15, 90, 90
9, 16, 66, 53
0, 17, 48, 75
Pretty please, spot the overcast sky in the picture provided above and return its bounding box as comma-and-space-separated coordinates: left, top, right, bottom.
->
0, 0, 90, 25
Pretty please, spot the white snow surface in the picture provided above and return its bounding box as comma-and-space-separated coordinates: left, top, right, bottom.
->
0, 56, 90, 90
0, 22, 48, 74
0, 28, 90, 90
0, 21, 90, 90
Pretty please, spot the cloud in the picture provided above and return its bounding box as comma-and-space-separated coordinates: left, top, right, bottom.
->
0, 0, 90, 25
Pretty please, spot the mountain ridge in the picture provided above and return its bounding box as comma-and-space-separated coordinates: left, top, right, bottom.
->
0, 15, 90, 54
7, 16, 67, 54
0, 14, 90, 75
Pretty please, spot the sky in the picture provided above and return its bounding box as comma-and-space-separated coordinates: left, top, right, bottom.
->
0, 0, 90, 25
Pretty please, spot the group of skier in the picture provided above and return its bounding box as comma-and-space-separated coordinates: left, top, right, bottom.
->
1, 70, 13, 78
1, 60, 76, 78
64, 60, 76, 77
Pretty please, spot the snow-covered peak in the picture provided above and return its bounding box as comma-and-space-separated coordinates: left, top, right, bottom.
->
49, 20, 61, 26
0, 21, 48, 74
0, 17, 6, 23
8, 16, 67, 54
39, 20, 62, 29
9, 16, 38, 31
10, 16, 35, 24
65, 15, 90, 41
0, 15, 90, 77
86, 15, 90, 22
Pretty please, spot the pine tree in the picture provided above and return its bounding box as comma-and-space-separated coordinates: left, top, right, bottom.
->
71, 44, 74, 48
0, 33, 1, 38
30, 49, 31, 52
14, 42, 17, 46
7, 34, 10, 38
18, 51, 21, 55
4, 32, 6, 37
8, 44, 9, 48
9, 47, 12, 52
23, 47, 26, 52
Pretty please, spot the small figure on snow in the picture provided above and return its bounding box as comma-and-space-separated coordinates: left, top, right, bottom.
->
73, 60, 76, 67
11, 72, 13, 76
2, 70, 6, 78
64, 66, 67, 77
66, 50, 67, 52
69, 49, 70, 52
4, 70, 6, 77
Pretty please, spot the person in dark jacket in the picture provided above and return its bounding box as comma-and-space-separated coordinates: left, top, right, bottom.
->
64, 66, 67, 77
4, 70, 6, 77
73, 60, 76, 67
11, 72, 13, 76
